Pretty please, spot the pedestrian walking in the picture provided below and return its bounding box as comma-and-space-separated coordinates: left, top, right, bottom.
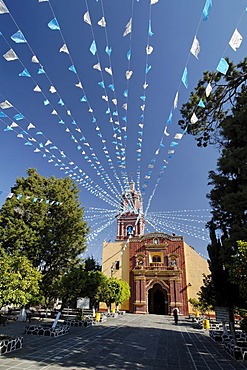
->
173, 306, 179, 324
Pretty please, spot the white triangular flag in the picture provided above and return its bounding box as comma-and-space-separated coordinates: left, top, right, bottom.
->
174, 133, 183, 140
164, 126, 169, 136
190, 113, 198, 124
229, 29, 243, 52
10, 122, 18, 128
126, 70, 133, 80
49, 86, 56, 93
75, 82, 83, 89
93, 63, 101, 71
83, 11, 91, 25
146, 45, 153, 55
0, 100, 12, 109
205, 83, 212, 97
0, 0, 9, 14
3, 49, 18, 61
105, 67, 112, 75
59, 44, 69, 54
34, 148, 40, 152
190, 36, 200, 59
27, 123, 35, 130
67, 110, 71, 116
98, 17, 106, 27
123, 18, 132, 37
51, 110, 58, 115
33, 85, 41, 92
88, 108, 93, 112
174, 92, 179, 109
102, 95, 108, 102
143, 82, 148, 89
151, 0, 159, 4
45, 140, 52, 146
122, 103, 127, 110
31, 55, 39, 63
112, 99, 117, 105
17, 134, 24, 138
141, 105, 145, 111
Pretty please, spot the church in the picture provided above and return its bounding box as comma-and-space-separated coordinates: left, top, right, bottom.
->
102, 181, 209, 315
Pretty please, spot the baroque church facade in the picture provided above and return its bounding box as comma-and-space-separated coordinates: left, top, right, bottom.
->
102, 182, 209, 315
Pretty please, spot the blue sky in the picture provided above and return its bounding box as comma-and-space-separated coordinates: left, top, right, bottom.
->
0, 0, 246, 262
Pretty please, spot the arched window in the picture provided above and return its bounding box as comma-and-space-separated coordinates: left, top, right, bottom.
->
126, 225, 133, 236
154, 238, 159, 244
153, 255, 161, 263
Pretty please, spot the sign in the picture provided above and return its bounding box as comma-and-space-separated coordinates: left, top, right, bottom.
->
76, 297, 90, 309
215, 306, 229, 322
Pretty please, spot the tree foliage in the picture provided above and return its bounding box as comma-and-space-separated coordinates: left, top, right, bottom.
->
0, 169, 89, 304
180, 60, 247, 315
179, 58, 247, 147
229, 241, 247, 300
0, 247, 42, 308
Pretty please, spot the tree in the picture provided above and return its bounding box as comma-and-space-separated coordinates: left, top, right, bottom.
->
179, 61, 247, 332
229, 241, 247, 300
179, 57, 247, 147
0, 247, 42, 308
115, 280, 131, 309
84, 256, 101, 272
0, 168, 89, 305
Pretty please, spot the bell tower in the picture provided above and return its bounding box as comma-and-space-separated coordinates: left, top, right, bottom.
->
116, 181, 145, 240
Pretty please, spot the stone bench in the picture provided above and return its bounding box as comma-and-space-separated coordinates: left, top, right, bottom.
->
0, 335, 23, 355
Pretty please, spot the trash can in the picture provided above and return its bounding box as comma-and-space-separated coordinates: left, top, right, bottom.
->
95, 312, 101, 322
203, 319, 210, 329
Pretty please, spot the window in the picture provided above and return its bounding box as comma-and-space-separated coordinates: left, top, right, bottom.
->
154, 238, 159, 244
126, 225, 133, 236
152, 255, 161, 263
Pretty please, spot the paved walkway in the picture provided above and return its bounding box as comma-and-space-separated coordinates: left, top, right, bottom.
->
0, 314, 247, 369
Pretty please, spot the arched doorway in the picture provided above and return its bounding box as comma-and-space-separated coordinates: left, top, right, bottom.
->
148, 283, 168, 315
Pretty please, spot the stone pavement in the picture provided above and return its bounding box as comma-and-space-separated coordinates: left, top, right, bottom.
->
0, 314, 247, 370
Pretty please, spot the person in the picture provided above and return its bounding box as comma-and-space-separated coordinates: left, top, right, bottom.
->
173, 307, 179, 324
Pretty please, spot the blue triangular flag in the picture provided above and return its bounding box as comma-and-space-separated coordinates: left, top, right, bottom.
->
182, 67, 188, 88
69, 65, 77, 73
90, 40, 97, 55
127, 50, 131, 60
48, 18, 60, 30
11, 30, 27, 43
146, 64, 152, 74
80, 96, 87, 102
58, 99, 64, 106
19, 68, 31, 77
149, 20, 153, 36
43, 99, 50, 106
167, 111, 173, 125
108, 84, 115, 91
4, 126, 13, 131
59, 120, 65, 124
14, 113, 24, 120
216, 58, 229, 75
98, 81, 105, 88
198, 99, 205, 108
0, 112, 7, 117
38, 67, 45, 74
123, 90, 128, 97
105, 46, 112, 56
202, 0, 212, 21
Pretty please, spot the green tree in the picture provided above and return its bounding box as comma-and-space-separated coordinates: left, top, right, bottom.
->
0, 168, 89, 305
179, 61, 247, 335
0, 247, 42, 308
84, 256, 101, 272
115, 279, 130, 309
229, 241, 247, 300
179, 57, 247, 147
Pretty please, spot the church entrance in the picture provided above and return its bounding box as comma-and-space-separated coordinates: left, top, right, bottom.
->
148, 283, 168, 315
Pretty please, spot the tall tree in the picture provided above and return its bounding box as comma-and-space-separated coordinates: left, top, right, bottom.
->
0, 168, 89, 304
179, 60, 247, 325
